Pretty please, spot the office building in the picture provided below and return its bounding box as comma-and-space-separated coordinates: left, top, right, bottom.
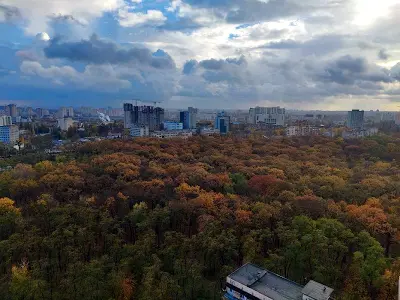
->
347, 109, 364, 130
215, 111, 230, 134
123, 104, 164, 131
0, 116, 12, 126
225, 263, 333, 300
7, 104, 17, 118
163, 121, 183, 131
0, 125, 19, 144
57, 118, 74, 131
130, 125, 149, 137
180, 107, 198, 129
248, 107, 286, 126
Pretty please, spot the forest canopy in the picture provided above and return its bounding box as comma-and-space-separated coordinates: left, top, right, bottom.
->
1, 135, 400, 299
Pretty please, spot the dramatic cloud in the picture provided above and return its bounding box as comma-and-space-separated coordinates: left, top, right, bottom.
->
44, 35, 176, 69
1, 0, 400, 108
0, 0, 124, 34
0, 5, 21, 23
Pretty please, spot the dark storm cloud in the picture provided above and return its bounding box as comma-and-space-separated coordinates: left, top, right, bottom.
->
317, 55, 393, 85
198, 56, 246, 70
0, 5, 21, 22
44, 35, 176, 69
261, 35, 349, 56
378, 49, 390, 60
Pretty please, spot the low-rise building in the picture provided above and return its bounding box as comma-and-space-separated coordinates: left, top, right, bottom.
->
286, 125, 320, 137
0, 125, 19, 144
150, 130, 193, 139
130, 125, 149, 137
199, 127, 220, 136
224, 263, 333, 300
163, 121, 183, 131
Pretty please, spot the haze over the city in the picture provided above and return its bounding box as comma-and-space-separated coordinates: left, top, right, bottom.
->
0, 0, 399, 110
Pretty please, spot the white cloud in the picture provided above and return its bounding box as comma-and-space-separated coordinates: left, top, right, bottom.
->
118, 8, 166, 27
0, 0, 125, 35
20, 61, 132, 91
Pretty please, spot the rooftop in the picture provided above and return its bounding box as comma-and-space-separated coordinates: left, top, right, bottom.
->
228, 263, 304, 300
302, 280, 334, 300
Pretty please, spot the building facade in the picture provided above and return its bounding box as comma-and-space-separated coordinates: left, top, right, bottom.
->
248, 107, 286, 126
130, 125, 150, 137
225, 263, 333, 300
347, 109, 364, 129
7, 104, 17, 118
150, 130, 193, 139
286, 125, 321, 137
215, 111, 230, 134
57, 118, 74, 131
163, 121, 183, 131
124, 104, 165, 131
180, 107, 198, 129
0, 116, 12, 126
0, 125, 19, 144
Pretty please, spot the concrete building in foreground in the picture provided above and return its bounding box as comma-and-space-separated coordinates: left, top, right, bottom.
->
224, 263, 333, 300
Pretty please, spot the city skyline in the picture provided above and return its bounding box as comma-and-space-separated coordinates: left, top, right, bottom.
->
0, 0, 399, 110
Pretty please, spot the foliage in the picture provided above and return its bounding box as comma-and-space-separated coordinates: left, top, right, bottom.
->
0, 135, 399, 299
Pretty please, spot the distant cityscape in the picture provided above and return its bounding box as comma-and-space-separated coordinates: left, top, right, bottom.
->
0, 102, 399, 152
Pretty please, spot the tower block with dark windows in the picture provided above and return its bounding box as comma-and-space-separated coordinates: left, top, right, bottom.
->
124, 103, 164, 131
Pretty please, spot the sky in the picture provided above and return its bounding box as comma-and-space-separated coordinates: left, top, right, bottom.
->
0, 0, 400, 109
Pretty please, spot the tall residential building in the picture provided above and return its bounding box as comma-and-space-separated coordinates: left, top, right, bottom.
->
27, 107, 33, 117
180, 107, 198, 129
248, 106, 286, 126
123, 104, 164, 131
7, 104, 17, 117
67, 107, 74, 117
224, 263, 334, 300
57, 118, 74, 131
0, 125, 19, 144
35, 108, 48, 118
347, 109, 364, 130
0, 116, 12, 126
395, 112, 400, 126
215, 111, 230, 134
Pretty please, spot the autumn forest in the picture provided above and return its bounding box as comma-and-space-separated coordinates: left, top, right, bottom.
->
1, 135, 400, 299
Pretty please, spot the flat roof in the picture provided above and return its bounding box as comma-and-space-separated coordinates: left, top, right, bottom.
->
228, 263, 303, 300
302, 280, 333, 300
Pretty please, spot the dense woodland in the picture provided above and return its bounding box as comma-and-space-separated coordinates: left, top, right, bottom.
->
1, 135, 400, 299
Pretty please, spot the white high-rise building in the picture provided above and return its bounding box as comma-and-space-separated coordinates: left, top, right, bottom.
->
0, 116, 12, 126
57, 118, 74, 131
248, 106, 286, 126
